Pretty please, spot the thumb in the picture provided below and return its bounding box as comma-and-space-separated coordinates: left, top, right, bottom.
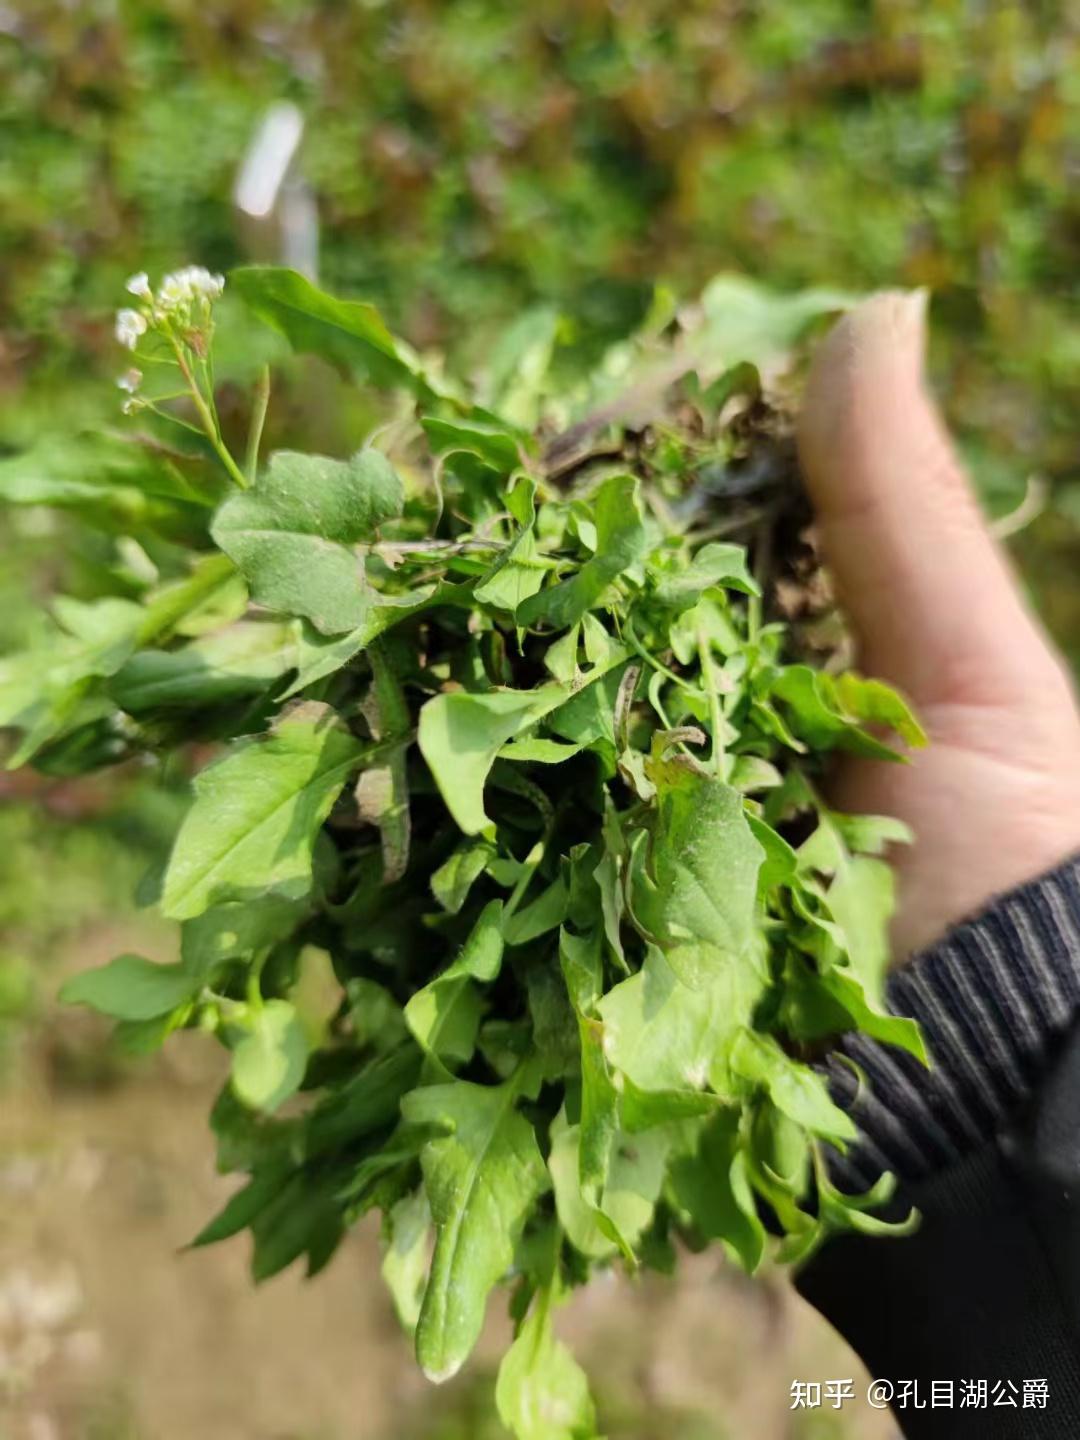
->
796, 291, 1053, 707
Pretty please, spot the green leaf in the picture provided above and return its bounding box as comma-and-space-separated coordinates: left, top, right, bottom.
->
60, 953, 199, 1021
421, 415, 525, 472
495, 1289, 597, 1440
381, 1189, 432, 1335
548, 1111, 668, 1260
191, 1162, 292, 1248
517, 475, 646, 628
695, 275, 853, 373
503, 877, 568, 947
431, 839, 496, 914
358, 638, 412, 883
405, 901, 504, 1067
0, 431, 213, 531
651, 542, 759, 609
110, 619, 299, 712
630, 762, 763, 989
418, 683, 570, 835
833, 673, 927, 748
669, 1110, 766, 1272
547, 661, 629, 752
499, 738, 583, 764
181, 896, 308, 974
248, 1172, 341, 1281
731, 1030, 857, 1145
770, 666, 907, 761
575, 1012, 619, 1208
162, 702, 366, 920
405, 982, 483, 1069
826, 855, 895, 995
346, 977, 409, 1055
0, 597, 142, 766
484, 305, 560, 429
403, 1071, 547, 1381
599, 946, 764, 1096
211, 450, 403, 635
231, 266, 440, 397
832, 812, 915, 856
815, 968, 928, 1064
475, 527, 552, 612
282, 587, 436, 696
230, 999, 309, 1113
748, 815, 798, 895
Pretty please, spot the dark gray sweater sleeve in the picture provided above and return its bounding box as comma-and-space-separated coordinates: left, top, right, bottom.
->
825, 852, 1080, 1191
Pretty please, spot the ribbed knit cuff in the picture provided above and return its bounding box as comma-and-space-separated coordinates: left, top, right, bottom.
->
826, 852, 1080, 1192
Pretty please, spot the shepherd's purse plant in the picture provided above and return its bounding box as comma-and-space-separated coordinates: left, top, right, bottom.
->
0, 265, 927, 1438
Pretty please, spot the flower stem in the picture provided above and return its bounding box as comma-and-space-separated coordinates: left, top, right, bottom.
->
166, 331, 249, 489
245, 364, 271, 484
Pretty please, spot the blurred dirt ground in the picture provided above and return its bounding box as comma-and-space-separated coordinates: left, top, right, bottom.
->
1, 921, 898, 1440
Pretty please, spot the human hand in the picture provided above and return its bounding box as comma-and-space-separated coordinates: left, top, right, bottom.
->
797, 291, 1080, 957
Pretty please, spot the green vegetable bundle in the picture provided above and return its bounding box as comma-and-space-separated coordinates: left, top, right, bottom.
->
0, 267, 927, 1436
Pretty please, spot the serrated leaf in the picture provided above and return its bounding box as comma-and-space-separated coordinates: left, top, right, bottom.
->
403, 1070, 547, 1381
60, 953, 200, 1021
211, 450, 403, 635
162, 703, 366, 920
815, 967, 927, 1063
231, 999, 309, 1113
833, 673, 927, 748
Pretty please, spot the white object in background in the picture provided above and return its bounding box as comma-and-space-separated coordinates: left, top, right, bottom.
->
234, 102, 304, 218
234, 103, 319, 280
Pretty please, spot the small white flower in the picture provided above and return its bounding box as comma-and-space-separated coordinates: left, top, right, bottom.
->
125, 271, 152, 301
158, 265, 225, 310
116, 368, 142, 394
115, 308, 147, 350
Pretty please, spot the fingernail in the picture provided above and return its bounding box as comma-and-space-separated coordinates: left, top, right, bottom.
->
893, 288, 929, 378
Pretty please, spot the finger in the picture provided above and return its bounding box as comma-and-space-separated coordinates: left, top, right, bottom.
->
796, 290, 1056, 706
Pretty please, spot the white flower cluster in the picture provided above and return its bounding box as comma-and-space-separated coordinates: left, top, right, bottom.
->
156, 265, 225, 308
114, 266, 225, 351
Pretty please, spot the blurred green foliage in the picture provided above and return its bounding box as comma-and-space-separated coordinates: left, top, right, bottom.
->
3, 0, 1078, 506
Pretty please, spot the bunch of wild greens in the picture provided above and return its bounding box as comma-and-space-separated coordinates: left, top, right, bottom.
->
0, 267, 926, 1436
